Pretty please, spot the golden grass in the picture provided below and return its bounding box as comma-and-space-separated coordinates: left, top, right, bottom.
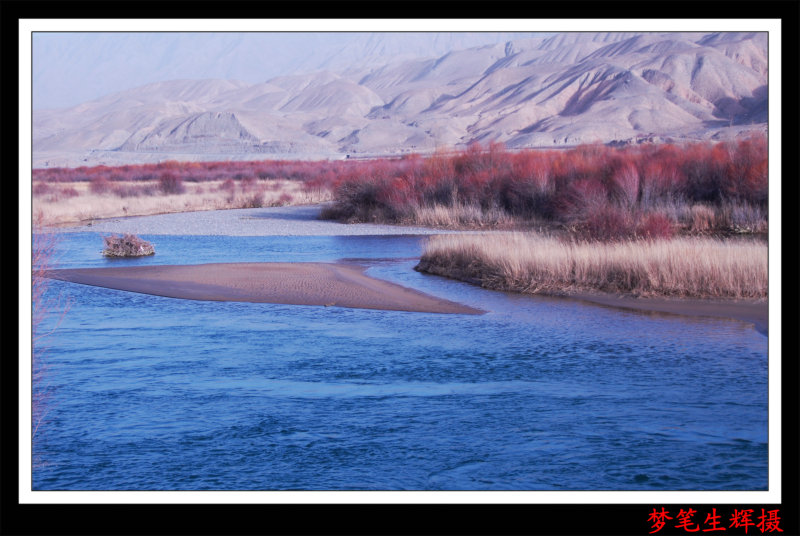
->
410, 203, 515, 228
416, 233, 767, 300
32, 179, 332, 226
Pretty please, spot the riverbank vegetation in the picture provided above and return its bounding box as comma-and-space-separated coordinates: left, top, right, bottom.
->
102, 234, 155, 257
32, 137, 768, 300
416, 233, 768, 300
321, 135, 768, 240
33, 136, 767, 237
32, 160, 335, 225
320, 136, 768, 299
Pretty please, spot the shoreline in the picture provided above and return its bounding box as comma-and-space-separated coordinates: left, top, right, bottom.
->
44, 262, 484, 315
39, 204, 469, 237
414, 263, 768, 334
36, 206, 769, 333
414, 267, 768, 335
44, 261, 768, 333
415, 232, 768, 335
566, 292, 768, 335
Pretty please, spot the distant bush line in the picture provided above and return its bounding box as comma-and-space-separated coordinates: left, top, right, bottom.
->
33, 158, 344, 196
32, 160, 324, 225
33, 135, 767, 239
320, 136, 767, 239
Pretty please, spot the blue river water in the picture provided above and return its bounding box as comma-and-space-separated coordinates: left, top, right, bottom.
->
32, 232, 768, 491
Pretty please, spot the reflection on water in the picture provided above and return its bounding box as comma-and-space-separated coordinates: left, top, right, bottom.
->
32, 233, 768, 490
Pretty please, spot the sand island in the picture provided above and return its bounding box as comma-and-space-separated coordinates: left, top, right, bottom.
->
45, 262, 484, 315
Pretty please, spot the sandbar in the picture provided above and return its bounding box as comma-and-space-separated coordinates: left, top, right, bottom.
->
570, 292, 768, 335
44, 262, 483, 315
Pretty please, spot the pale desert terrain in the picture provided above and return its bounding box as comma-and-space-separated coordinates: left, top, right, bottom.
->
33, 32, 767, 168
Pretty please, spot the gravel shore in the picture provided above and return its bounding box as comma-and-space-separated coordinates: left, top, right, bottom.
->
53, 205, 463, 237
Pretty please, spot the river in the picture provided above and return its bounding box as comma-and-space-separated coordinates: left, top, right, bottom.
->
31, 219, 768, 491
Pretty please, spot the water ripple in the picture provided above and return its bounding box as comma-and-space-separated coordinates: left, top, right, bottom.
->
32, 233, 769, 491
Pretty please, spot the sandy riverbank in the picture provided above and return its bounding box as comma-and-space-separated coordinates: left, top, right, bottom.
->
37, 206, 770, 332
569, 292, 768, 335
44, 204, 469, 236
45, 262, 484, 315
415, 232, 769, 335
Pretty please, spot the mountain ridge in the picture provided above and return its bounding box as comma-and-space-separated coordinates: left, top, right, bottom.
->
33, 31, 768, 168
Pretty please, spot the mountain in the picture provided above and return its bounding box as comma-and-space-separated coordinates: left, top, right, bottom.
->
33, 32, 543, 110
32, 32, 768, 168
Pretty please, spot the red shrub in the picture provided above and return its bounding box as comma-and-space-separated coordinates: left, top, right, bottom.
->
582, 206, 636, 241
32, 135, 768, 237
158, 173, 185, 195
240, 176, 257, 192
302, 170, 336, 197
558, 178, 608, 221
59, 187, 79, 199
243, 192, 264, 208
33, 182, 52, 196
636, 212, 675, 240
423, 152, 456, 184
90, 176, 111, 194
611, 162, 640, 208
683, 142, 729, 203
219, 178, 236, 192
276, 193, 294, 205
725, 135, 768, 203
112, 184, 156, 198
510, 151, 553, 192
640, 159, 686, 207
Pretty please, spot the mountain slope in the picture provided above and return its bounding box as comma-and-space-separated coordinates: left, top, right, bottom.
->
33, 31, 768, 167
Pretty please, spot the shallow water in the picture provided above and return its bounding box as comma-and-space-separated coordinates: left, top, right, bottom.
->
32, 232, 768, 490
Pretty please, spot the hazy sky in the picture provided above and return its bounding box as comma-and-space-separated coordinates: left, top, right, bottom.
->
32, 32, 545, 110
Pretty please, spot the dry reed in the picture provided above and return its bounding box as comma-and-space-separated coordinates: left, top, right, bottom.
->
416, 233, 767, 300
32, 179, 330, 226
411, 203, 514, 228
102, 234, 155, 257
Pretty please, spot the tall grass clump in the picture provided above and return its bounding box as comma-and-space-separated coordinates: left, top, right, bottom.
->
413, 203, 514, 228
416, 233, 767, 300
158, 172, 185, 195
102, 234, 155, 257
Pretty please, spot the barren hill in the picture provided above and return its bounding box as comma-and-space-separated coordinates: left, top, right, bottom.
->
33, 32, 767, 168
